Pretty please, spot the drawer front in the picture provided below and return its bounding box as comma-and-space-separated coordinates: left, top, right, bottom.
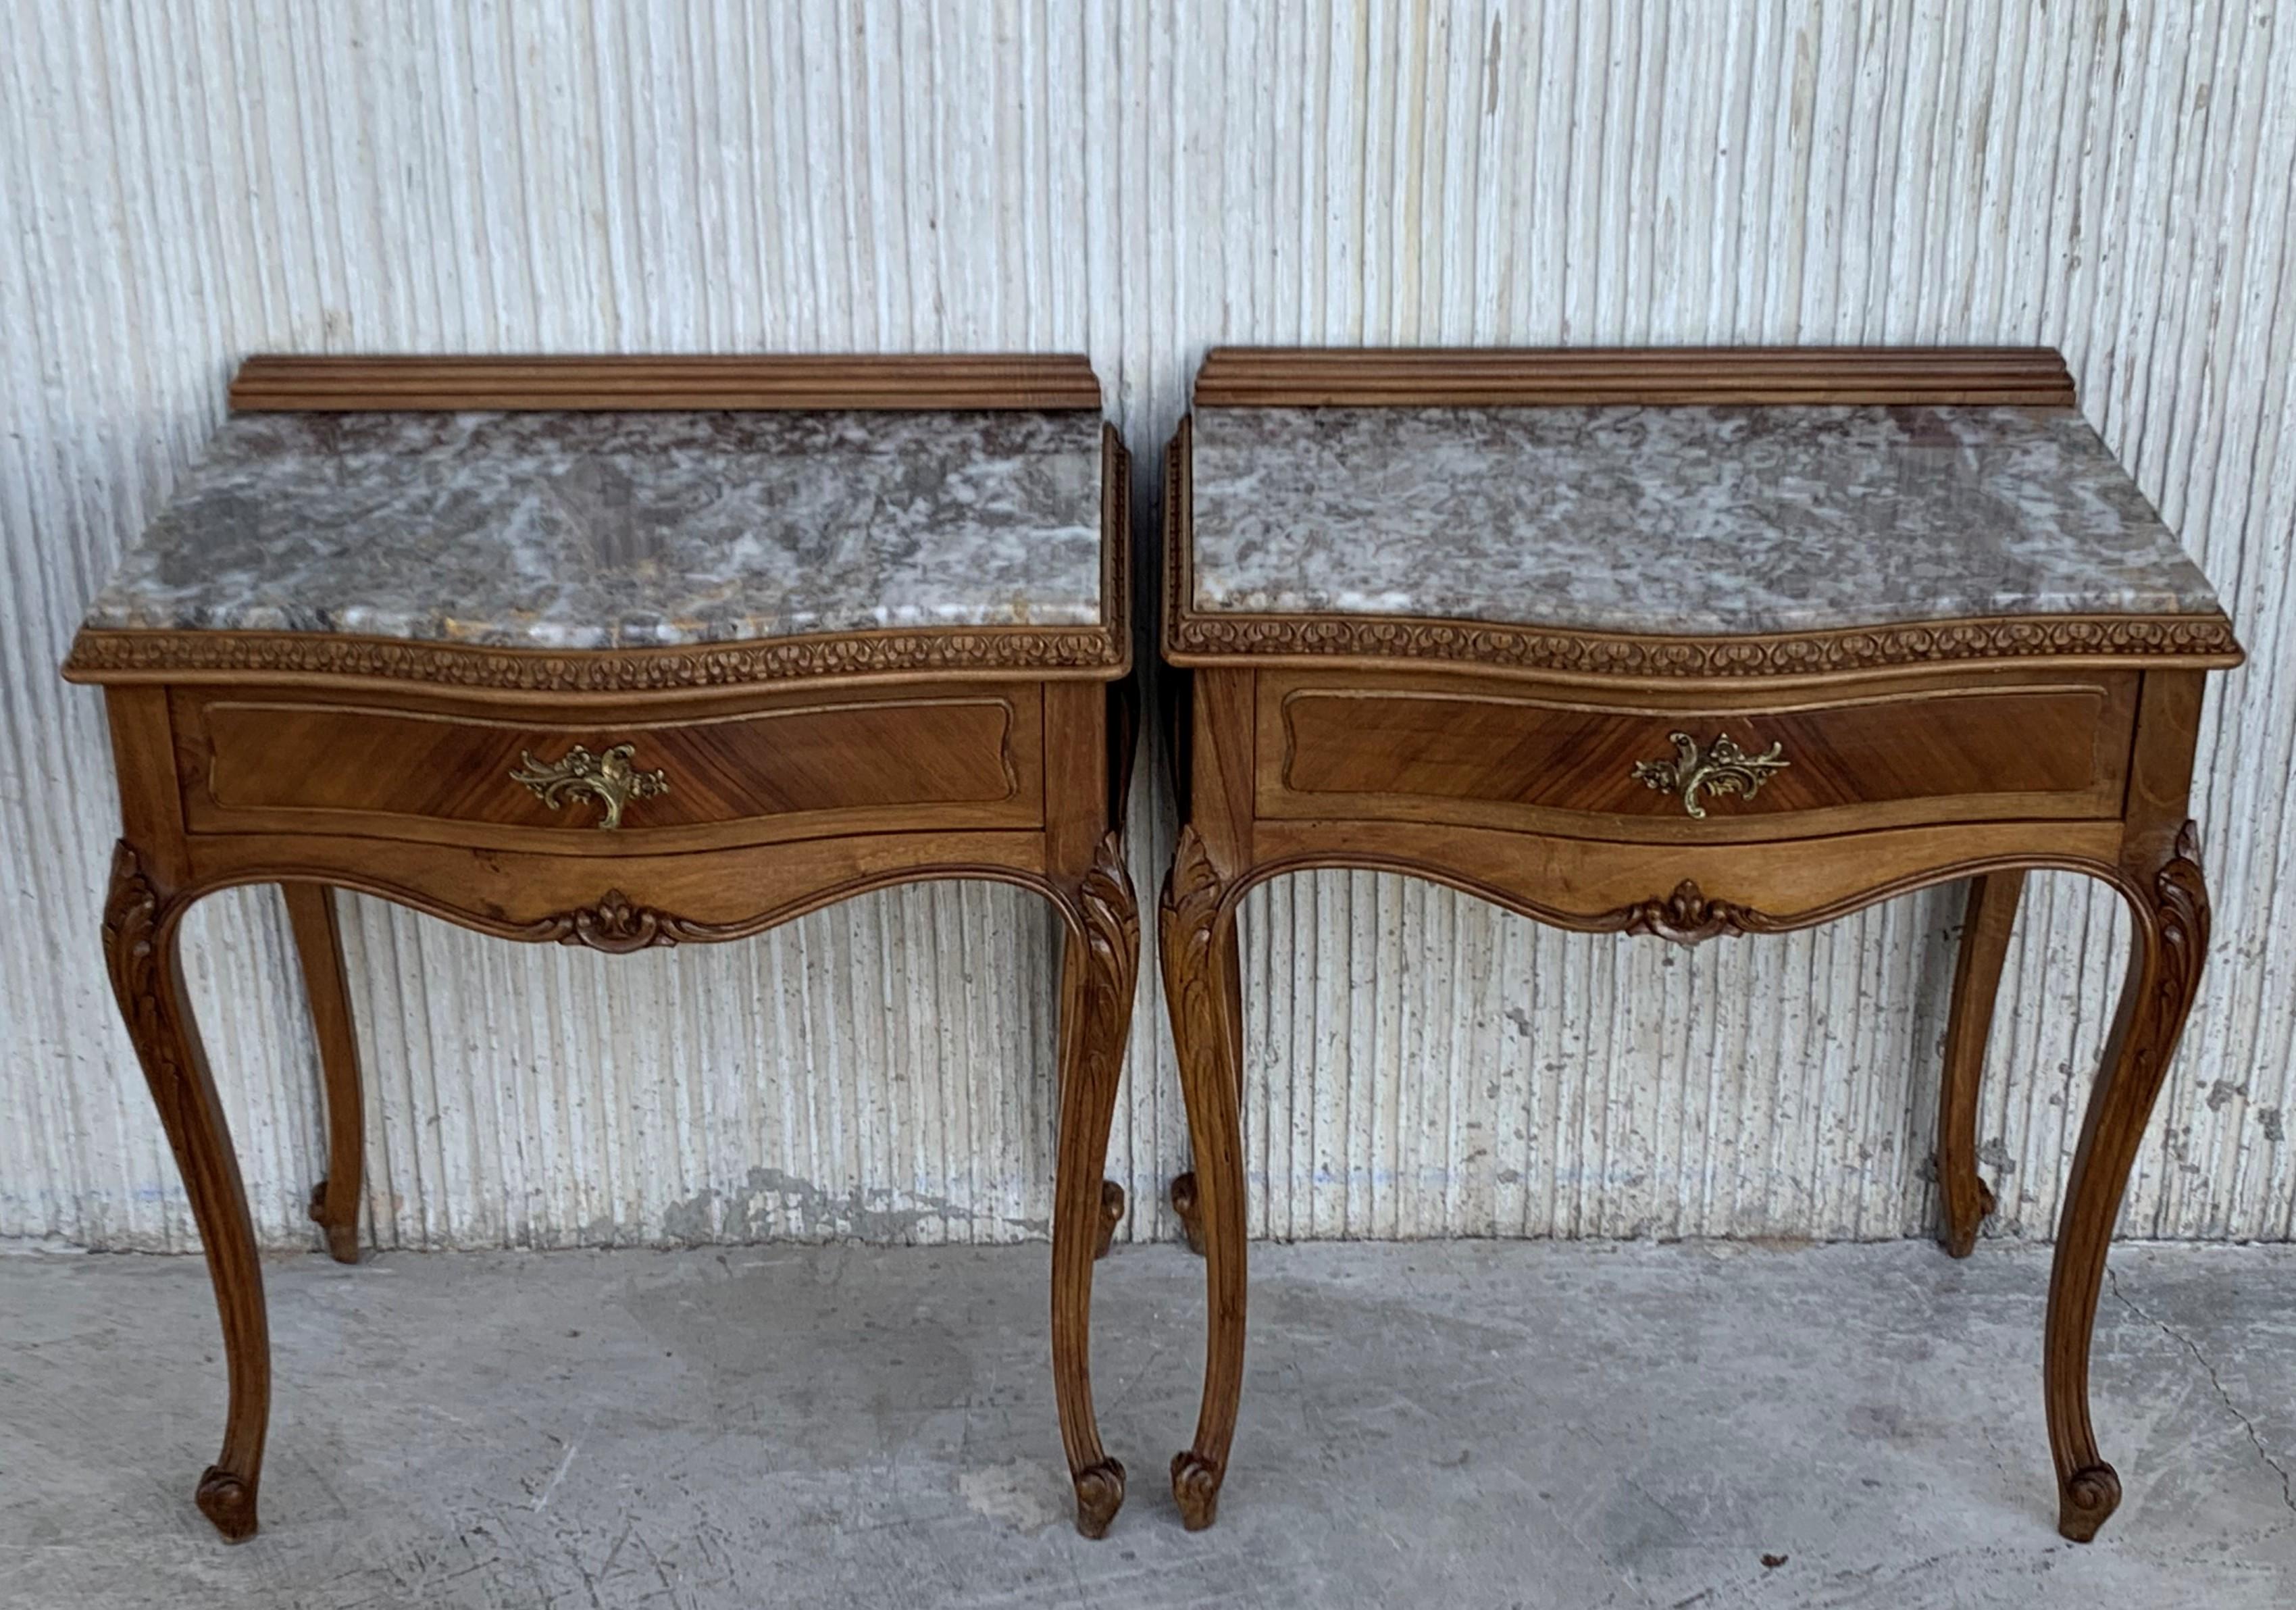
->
1260, 673, 2135, 839
179, 688, 1040, 845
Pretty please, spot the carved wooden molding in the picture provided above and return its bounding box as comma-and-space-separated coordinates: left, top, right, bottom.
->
2124, 820, 2212, 1102
1192, 345, 2078, 407
1614, 879, 1785, 946
1167, 601, 2242, 678
65, 623, 1128, 693
511, 890, 747, 954
1159, 826, 1227, 991
1079, 832, 1142, 1019
2151, 821, 2211, 1034
229, 352, 1103, 411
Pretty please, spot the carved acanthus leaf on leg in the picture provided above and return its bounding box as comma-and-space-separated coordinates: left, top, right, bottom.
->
1161, 828, 1220, 1253
1056, 829, 1138, 1538
1159, 826, 1240, 1530
2051, 822, 2212, 1544
104, 842, 267, 1542
103, 846, 196, 1158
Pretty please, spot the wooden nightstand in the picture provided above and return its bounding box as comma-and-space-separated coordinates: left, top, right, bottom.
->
63, 355, 1141, 1541
1155, 347, 2243, 1541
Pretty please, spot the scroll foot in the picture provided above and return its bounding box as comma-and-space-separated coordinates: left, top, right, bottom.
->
1170, 1171, 1204, 1256
195, 1465, 259, 1542
1071, 1457, 1126, 1538
307, 1180, 359, 1265
1171, 1450, 1223, 1530
2058, 1463, 2121, 1542
1937, 871, 2022, 1259
1941, 1178, 1996, 1260
1094, 1180, 1125, 1261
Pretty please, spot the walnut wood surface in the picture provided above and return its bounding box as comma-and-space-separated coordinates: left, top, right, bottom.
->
180, 687, 1039, 847
1937, 871, 2025, 1258
1160, 826, 1246, 1532
1158, 348, 2229, 1545
1266, 674, 2133, 838
1192, 345, 2076, 407
76, 361, 1139, 1543
1052, 832, 1138, 1538
229, 352, 1102, 411
282, 884, 362, 1265
103, 843, 266, 1541
101, 678, 1142, 1542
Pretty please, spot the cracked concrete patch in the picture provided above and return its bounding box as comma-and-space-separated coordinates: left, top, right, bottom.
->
956, 1457, 1071, 1533
2108, 1265, 2296, 1518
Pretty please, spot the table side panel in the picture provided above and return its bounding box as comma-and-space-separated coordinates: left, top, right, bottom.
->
1256, 668, 2139, 843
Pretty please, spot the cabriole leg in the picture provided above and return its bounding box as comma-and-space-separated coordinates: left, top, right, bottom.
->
1050, 832, 1138, 1538
2045, 828, 2210, 1542
284, 882, 363, 1264
1165, 916, 1238, 1262
1937, 870, 2024, 1257
103, 845, 270, 1542
1160, 826, 1247, 1530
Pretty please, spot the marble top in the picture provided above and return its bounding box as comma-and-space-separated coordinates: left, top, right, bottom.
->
1188, 405, 2223, 633
84, 409, 1106, 649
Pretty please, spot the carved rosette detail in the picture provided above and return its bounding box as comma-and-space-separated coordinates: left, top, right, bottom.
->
1616, 879, 1781, 947
514, 890, 730, 954
1165, 605, 2241, 679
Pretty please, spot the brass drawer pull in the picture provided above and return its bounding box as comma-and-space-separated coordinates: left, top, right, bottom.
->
1632, 730, 1789, 818
510, 742, 670, 830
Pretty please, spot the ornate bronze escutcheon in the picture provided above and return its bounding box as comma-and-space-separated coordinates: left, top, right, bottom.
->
1631, 730, 1790, 818
509, 742, 671, 830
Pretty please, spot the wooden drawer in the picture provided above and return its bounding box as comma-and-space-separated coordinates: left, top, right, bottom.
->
174, 685, 1041, 849
1258, 671, 2137, 840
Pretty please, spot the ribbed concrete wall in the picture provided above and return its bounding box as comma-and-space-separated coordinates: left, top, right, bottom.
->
4, 1, 2291, 1253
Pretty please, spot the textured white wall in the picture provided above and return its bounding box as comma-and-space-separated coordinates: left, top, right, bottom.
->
3, 1, 2291, 1253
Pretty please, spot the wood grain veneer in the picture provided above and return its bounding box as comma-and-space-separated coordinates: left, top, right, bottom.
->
1262, 672, 2136, 840
177, 687, 1040, 851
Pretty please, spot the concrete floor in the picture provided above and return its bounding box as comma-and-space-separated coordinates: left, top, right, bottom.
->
1, 1241, 2291, 1609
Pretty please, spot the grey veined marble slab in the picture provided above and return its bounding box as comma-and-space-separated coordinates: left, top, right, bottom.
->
85, 409, 1106, 648
1188, 404, 2224, 633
